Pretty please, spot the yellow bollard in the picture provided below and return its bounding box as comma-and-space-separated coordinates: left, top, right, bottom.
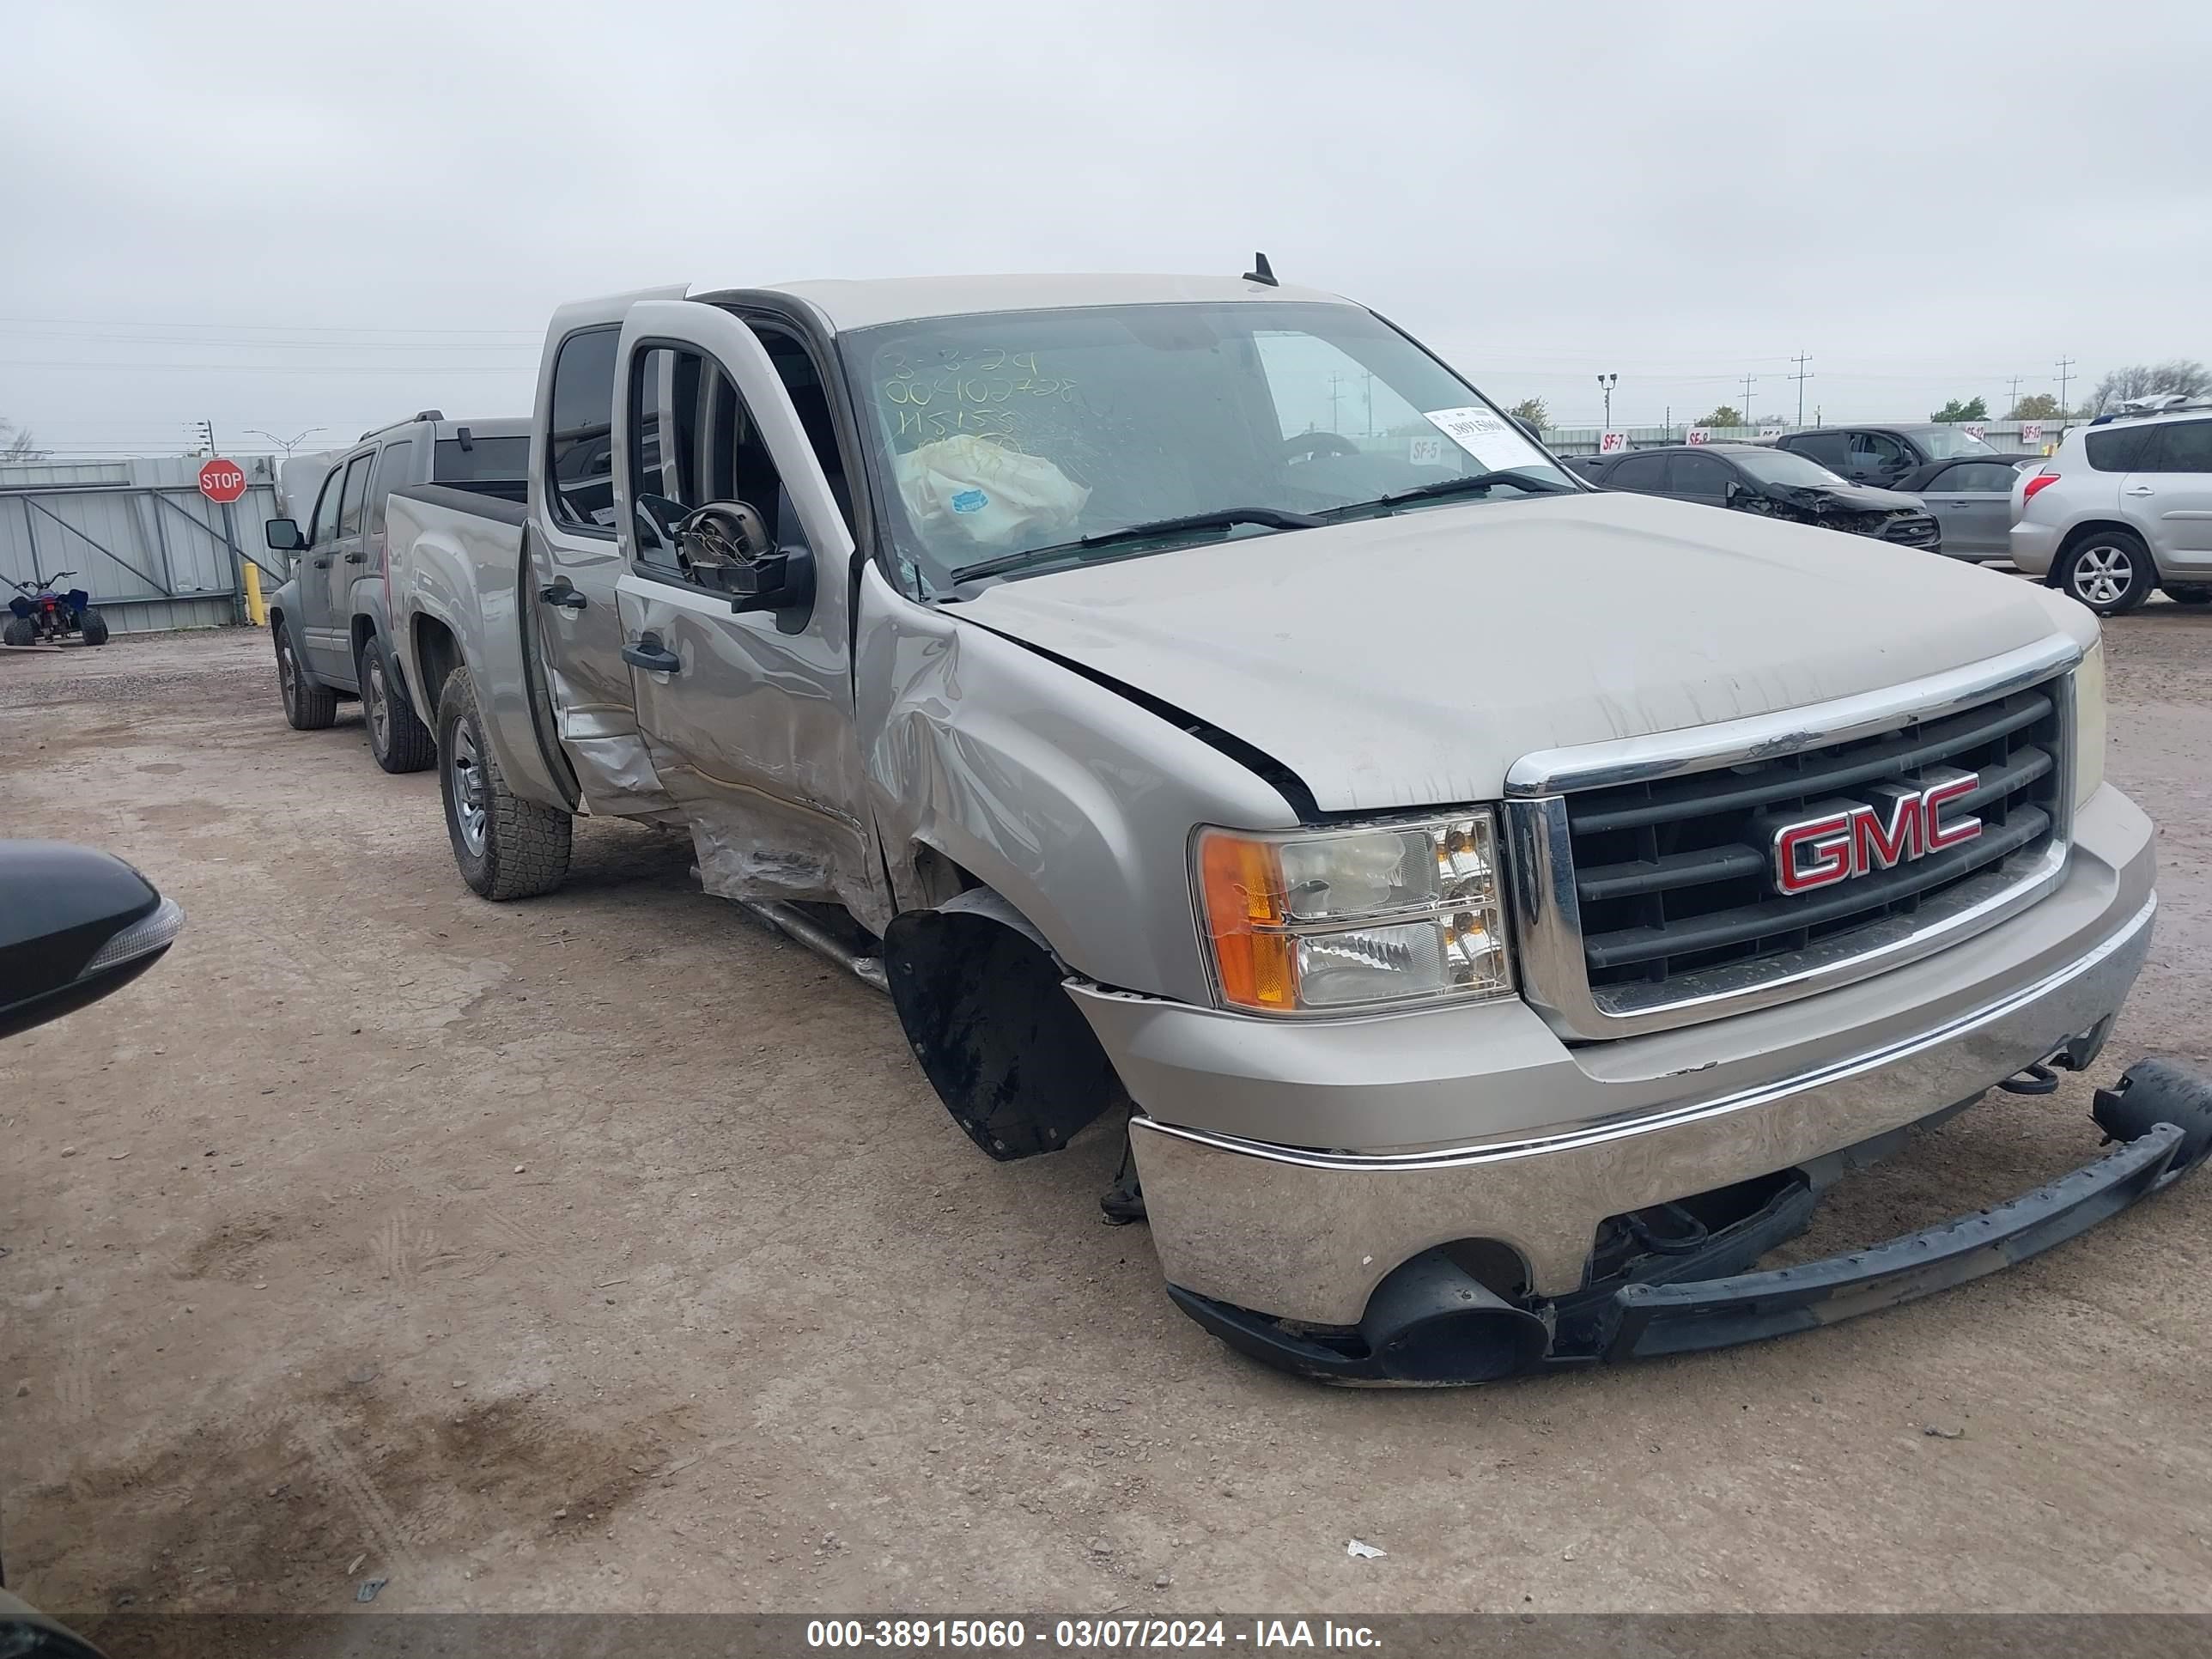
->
243, 562, 268, 627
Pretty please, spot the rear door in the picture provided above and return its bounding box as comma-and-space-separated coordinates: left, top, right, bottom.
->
1922, 459, 2017, 557
306, 450, 374, 681
1602, 451, 1671, 497
609, 300, 888, 926
363, 435, 417, 628
295, 462, 347, 659
526, 293, 686, 815
2128, 419, 2212, 568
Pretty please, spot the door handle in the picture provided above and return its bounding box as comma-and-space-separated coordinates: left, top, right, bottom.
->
343, 551, 365, 563
622, 632, 681, 674
2124, 486, 2155, 496
311, 557, 330, 568
538, 580, 587, 611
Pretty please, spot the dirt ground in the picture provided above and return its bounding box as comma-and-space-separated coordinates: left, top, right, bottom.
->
3, 600, 2211, 1619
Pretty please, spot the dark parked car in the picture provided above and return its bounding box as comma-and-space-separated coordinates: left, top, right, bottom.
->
1775, 423, 1998, 489
1573, 443, 1942, 550
1892, 455, 2039, 561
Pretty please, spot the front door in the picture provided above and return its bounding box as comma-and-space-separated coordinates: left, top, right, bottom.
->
608, 300, 888, 929
1923, 459, 2018, 558
295, 460, 347, 665
525, 293, 686, 815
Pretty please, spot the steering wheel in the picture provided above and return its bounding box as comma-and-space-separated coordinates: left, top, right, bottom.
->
1281, 431, 1362, 465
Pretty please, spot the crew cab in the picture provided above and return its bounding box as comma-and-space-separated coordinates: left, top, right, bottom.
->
384, 270, 2203, 1385
262, 412, 527, 770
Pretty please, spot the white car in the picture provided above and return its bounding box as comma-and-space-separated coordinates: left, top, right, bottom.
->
2012, 404, 2212, 614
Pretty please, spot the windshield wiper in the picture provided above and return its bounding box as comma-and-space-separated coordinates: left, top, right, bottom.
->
949, 507, 1322, 584
1339, 468, 1579, 516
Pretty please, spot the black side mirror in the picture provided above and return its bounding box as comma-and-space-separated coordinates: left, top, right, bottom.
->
1723, 480, 1743, 502
264, 518, 303, 551
0, 842, 184, 1042
674, 501, 817, 631
728, 545, 817, 633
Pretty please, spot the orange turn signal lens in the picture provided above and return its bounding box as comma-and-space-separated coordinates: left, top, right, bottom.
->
1197, 831, 1296, 1010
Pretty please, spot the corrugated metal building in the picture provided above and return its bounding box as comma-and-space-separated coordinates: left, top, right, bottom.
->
0, 453, 292, 634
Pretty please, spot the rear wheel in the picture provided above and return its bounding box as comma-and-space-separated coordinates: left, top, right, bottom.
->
2057, 530, 2154, 616
361, 639, 434, 774
435, 665, 571, 900
276, 625, 337, 729
2, 617, 33, 647
76, 608, 109, 646
2161, 584, 2212, 606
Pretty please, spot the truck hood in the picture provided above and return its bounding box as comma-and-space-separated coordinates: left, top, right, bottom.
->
956, 491, 2075, 813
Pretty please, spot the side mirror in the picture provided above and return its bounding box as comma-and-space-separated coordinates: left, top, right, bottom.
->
0, 841, 184, 1042
672, 501, 817, 631
730, 545, 817, 633
264, 518, 303, 551
1723, 480, 1743, 502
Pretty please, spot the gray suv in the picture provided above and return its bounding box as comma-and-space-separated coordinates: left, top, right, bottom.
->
262, 413, 527, 769
2010, 407, 2212, 615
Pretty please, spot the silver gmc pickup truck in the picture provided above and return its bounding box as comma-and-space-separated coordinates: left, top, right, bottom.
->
385, 268, 2209, 1384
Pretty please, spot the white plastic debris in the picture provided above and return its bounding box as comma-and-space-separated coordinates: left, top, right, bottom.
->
1346, 1539, 1386, 1560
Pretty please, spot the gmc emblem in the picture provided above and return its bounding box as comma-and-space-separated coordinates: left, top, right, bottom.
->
1771, 772, 1982, 895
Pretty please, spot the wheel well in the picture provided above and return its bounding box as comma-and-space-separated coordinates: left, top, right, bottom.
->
884, 892, 1127, 1162
266, 605, 285, 637
351, 614, 378, 661
413, 616, 462, 718
2054, 519, 2150, 580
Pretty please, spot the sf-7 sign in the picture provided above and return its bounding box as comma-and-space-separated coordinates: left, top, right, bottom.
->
1771, 773, 1983, 895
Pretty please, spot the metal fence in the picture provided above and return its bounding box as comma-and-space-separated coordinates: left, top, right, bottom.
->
1533, 420, 2063, 457
0, 454, 293, 634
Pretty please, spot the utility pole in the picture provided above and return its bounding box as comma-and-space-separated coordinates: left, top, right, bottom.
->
2005, 374, 2025, 416
2056, 356, 2076, 417
192, 418, 216, 457
1596, 372, 1618, 429
1740, 372, 1758, 422
1326, 373, 1348, 433
1789, 354, 1814, 426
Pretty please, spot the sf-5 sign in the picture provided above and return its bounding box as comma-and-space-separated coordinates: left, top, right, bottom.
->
1770, 772, 1983, 895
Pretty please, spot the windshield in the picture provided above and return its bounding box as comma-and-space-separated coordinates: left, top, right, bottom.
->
844, 301, 1577, 590
1916, 426, 1996, 460
1729, 448, 1849, 487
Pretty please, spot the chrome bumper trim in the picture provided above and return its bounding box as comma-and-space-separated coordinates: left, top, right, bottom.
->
1128, 892, 2154, 1319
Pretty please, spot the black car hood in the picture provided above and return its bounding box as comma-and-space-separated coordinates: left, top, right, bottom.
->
1770, 480, 1923, 512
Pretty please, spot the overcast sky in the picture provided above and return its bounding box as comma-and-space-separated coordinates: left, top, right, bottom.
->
3, 2, 2207, 456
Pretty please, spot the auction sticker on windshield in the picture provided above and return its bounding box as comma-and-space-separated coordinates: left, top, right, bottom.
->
1425, 405, 1547, 472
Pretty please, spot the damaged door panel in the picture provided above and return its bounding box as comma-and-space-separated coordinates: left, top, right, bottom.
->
608, 301, 891, 929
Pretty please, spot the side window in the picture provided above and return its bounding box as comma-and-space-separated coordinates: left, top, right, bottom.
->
625, 343, 793, 591
548, 326, 621, 532
367, 439, 416, 535
2147, 420, 2212, 475
1790, 433, 1849, 469
336, 453, 374, 538
1607, 453, 1669, 490
309, 465, 346, 546
1945, 461, 2014, 492
1847, 432, 1905, 473
2085, 426, 2156, 472
1669, 452, 1733, 495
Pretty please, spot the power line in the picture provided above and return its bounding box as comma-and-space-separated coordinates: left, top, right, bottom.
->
1789, 352, 1814, 424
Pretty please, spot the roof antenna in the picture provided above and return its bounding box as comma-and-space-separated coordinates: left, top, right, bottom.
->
1243, 251, 1278, 288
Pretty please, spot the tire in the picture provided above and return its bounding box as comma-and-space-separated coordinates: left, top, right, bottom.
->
2161, 584, 2212, 606
2057, 530, 2155, 616
434, 665, 572, 900
276, 624, 338, 730
76, 608, 109, 646
360, 637, 434, 774
2, 617, 33, 647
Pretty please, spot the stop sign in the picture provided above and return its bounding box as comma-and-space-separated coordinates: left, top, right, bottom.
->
198, 457, 247, 504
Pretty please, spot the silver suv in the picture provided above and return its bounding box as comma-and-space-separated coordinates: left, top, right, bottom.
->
2012, 404, 2212, 614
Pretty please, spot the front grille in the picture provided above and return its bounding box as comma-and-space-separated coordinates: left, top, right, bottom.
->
1881, 513, 1941, 548
1562, 684, 2065, 1005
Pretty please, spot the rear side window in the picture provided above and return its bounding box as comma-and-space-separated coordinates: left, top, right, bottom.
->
1607, 453, 1669, 490
1788, 432, 1850, 470
548, 327, 620, 532
1937, 461, 2017, 491
1669, 452, 1733, 494
337, 453, 374, 538
367, 440, 416, 534
2084, 425, 2157, 471
2147, 420, 2212, 474
434, 434, 530, 483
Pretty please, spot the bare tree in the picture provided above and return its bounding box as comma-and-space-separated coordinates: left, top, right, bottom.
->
1, 418, 47, 462
2089, 360, 2210, 414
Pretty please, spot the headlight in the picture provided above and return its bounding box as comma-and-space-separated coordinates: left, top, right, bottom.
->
2074, 639, 2106, 812
1193, 813, 1513, 1014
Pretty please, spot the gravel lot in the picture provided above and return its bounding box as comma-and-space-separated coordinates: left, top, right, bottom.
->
3, 601, 2211, 1618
